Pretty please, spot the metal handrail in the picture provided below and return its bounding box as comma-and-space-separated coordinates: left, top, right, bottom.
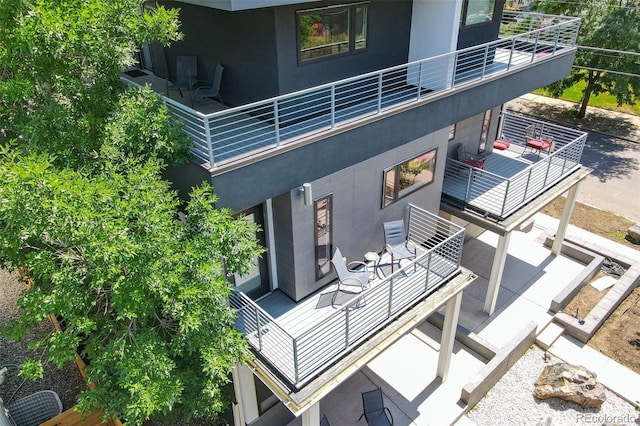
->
443, 112, 587, 218
230, 205, 464, 386
122, 11, 580, 171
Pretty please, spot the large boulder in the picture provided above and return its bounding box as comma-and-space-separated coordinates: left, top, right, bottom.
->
533, 362, 606, 408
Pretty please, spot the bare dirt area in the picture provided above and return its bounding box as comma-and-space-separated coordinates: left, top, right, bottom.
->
588, 285, 640, 375
543, 198, 638, 249
544, 198, 640, 374
562, 270, 609, 319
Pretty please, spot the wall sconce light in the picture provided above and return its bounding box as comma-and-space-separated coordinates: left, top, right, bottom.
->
299, 182, 312, 206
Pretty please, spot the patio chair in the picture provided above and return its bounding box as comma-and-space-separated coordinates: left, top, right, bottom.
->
167, 55, 198, 98
359, 388, 394, 426
5, 390, 63, 426
330, 247, 371, 306
456, 143, 486, 169
320, 414, 330, 426
382, 220, 416, 273
525, 123, 553, 157
194, 63, 224, 106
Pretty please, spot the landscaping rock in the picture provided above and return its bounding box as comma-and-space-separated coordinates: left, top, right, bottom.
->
533, 362, 606, 408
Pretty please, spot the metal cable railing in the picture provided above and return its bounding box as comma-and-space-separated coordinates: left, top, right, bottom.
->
443, 112, 587, 219
230, 205, 464, 387
122, 11, 579, 171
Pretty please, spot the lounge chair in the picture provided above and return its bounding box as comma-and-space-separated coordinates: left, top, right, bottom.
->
5, 390, 63, 426
330, 247, 371, 306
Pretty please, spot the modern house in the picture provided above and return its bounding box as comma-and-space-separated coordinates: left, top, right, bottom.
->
123, 1, 589, 424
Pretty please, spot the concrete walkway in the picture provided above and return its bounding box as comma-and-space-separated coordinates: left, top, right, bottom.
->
286, 213, 640, 425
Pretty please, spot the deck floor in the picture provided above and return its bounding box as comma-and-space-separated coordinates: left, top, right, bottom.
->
442, 145, 580, 218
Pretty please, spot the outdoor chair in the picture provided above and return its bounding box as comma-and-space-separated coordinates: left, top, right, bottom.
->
525, 123, 553, 157
167, 56, 198, 98
382, 220, 417, 274
330, 247, 371, 307
359, 388, 394, 426
5, 390, 63, 426
320, 414, 330, 426
194, 63, 224, 106
456, 143, 486, 169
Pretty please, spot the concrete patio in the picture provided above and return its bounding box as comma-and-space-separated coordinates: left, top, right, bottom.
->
279, 213, 640, 425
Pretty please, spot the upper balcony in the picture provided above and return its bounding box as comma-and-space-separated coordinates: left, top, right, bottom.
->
229, 205, 465, 390
442, 112, 588, 220
122, 12, 581, 174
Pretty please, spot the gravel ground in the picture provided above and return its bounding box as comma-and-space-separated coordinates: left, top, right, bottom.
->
466, 346, 640, 426
0, 269, 86, 411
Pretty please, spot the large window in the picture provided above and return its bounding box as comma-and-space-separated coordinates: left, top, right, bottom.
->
382, 148, 437, 208
315, 194, 333, 280
462, 0, 495, 26
297, 3, 368, 63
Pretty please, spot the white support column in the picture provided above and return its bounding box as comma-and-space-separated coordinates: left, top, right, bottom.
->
231, 363, 259, 425
483, 232, 512, 315
437, 291, 462, 381
301, 401, 321, 426
552, 183, 580, 255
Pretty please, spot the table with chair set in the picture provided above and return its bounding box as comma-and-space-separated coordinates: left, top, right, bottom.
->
167, 56, 225, 107
330, 219, 417, 308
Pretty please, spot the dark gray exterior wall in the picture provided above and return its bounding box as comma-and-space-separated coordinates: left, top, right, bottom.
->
273, 0, 413, 94
159, 1, 280, 106
157, 0, 412, 105
273, 129, 447, 301
210, 51, 576, 213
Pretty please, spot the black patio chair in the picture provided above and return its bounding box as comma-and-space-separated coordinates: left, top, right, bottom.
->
359, 387, 394, 425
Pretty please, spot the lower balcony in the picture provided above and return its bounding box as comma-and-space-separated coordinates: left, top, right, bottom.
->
229, 205, 464, 390
442, 112, 587, 220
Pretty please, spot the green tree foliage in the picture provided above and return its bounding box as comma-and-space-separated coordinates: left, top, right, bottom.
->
533, 0, 640, 118
0, 1, 262, 423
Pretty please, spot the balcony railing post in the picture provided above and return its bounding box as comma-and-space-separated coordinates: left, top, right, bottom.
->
507, 38, 515, 70
330, 85, 336, 129
345, 306, 350, 347
424, 252, 432, 293
532, 31, 540, 62
417, 62, 423, 101
377, 72, 383, 113
523, 168, 533, 202
543, 155, 553, 188
388, 279, 394, 317
553, 27, 560, 54
481, 44, 489, 79
293, 337, 299, 384
203, 116, 215, 169
500, 179, 510, 217
255, 309, 262, 351
273, 99, 281, 146
465, 168, 472, 200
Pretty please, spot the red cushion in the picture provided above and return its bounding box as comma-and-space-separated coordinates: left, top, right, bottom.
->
493, 140, 510, 150
463, 159, 485, 169
526, 139, 552, 150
